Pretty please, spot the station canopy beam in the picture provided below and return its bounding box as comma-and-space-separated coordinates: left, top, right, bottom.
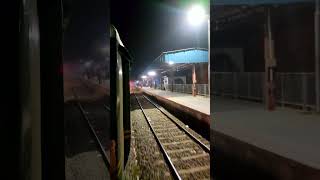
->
212, 0, 313, 5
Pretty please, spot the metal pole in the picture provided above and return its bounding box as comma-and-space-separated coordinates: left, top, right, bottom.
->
208, 18, 210, 97
315, 0, 320, 112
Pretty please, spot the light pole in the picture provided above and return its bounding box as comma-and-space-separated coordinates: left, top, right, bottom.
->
148, 71, 156, 88
187, 5, 210, 96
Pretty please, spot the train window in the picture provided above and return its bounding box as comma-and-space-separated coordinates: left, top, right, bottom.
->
112, 1, 210, 179
62, 0, 111, 179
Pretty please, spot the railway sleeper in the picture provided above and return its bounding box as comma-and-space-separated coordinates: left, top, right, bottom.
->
163, 142, 201, 150
156, 153, 209, 165
153, 127, 179, 132
156, 131, 184, 137
154, 148, 194, 156
161, 139, 193, 146
151, 124, 177, 129
157, 134, 186, 140
158, 136, 189, 143
177, 165, 210, 175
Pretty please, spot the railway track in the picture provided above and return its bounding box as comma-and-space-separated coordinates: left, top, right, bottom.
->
72, 88, 111, 169
134, 93, 210, 180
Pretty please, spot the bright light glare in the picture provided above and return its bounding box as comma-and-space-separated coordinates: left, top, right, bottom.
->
148, 71, 156, 76
136, 80, 139, 83
168, 61, 174, 65
187, 5, 206, 26
141, 75, 147, 79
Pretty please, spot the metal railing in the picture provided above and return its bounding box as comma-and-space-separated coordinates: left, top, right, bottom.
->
212, 72, 316, 110
156, 84, 209, 96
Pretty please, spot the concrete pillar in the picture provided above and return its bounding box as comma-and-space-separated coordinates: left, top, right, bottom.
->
264, 7, 277, 111
170, 70, 174, 92
192, 64, 197, 96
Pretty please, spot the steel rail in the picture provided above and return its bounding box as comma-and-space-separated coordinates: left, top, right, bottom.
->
72, 88, 110, 169
142, 94, 210, 153
134, 93, 182, 180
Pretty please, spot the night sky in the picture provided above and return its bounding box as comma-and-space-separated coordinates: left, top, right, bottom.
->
111, 0, 209, 78
63, 0, 209, 78
63, 0, 109, 63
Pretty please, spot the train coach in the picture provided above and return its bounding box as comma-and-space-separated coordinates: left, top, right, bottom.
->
14, 1, 132, 179
110, 25, 132, 179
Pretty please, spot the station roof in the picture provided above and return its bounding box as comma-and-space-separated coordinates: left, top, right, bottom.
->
155, 48, 208, 64
213, 0, 313, 5
142, 48, 208, 76
212, 2, 313, 31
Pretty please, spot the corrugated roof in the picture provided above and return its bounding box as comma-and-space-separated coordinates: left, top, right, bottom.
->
213, 0, 313, 5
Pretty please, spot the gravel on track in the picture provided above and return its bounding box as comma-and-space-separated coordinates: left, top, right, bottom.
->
130, 94, 210, 179
124, 95, 173, 180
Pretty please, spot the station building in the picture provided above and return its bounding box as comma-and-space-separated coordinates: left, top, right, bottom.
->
141, 48, 209, 96
211, 1, 320, 180
211, 2, 319, 111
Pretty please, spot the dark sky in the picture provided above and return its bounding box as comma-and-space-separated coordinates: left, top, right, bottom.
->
111, 0, 209, 78
63, 0, 109, 63
63, 0, 209, 78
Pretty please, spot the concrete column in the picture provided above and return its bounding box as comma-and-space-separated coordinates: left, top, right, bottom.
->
192, 64, 197, 96
264, 7, 277, 111
170, 70, 174, 92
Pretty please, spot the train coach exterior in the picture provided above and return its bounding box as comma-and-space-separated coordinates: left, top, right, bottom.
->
110, 25, 132, 179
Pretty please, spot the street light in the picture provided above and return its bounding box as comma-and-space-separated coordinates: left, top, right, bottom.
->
187, 5, 206, 26
147, 71, 156, 76
147, 71, 157, 88
187, 4, 210, 96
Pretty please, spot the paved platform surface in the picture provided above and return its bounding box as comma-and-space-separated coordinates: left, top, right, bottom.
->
212, 96, 320, 169
142, 87, 210, 115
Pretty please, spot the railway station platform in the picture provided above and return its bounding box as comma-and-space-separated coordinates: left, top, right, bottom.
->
142, 87, 210, 115
212, 96, 320, 179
